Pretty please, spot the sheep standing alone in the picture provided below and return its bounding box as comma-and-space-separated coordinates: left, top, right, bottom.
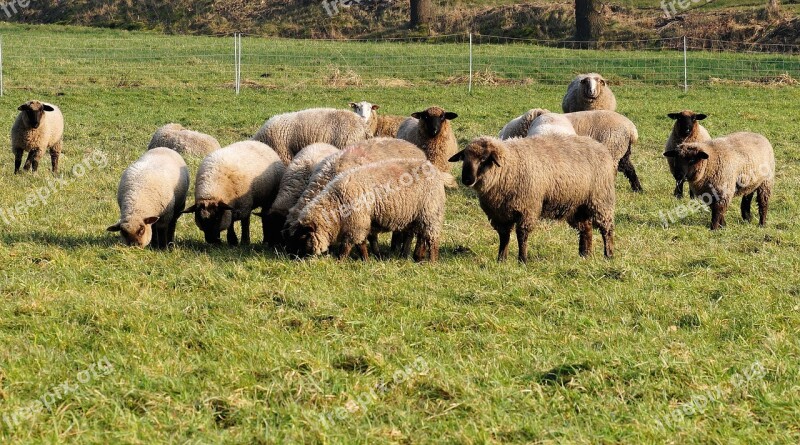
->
396, 106, 458, 174
562, 73, 617, 113
350, 101, 407, 137
291, 159, 447, 262
663, 132, 774, 230
555, 110, 643, 192
107, 147, 189, 249
527, 113, 577, 137
147, 123, 221, 156
184, 141, 285, 245
252, 108, 372, 164
449, 135, 616, 261
498, 108, 551, 139
11, 100, 64, 174
665, 111, 711, 199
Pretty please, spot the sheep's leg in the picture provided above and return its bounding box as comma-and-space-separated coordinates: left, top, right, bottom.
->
150, 228, 161, 249
240, 216, 251, 246
390, 232, 402, 253
428, 238, 439, 262
710, 201, 728, 230
167, 216, 179, 248
23, 149, 39, 172
13, 148, 23, 174
401, 231, 414, 258
756, 183, 771, 227
740, 192, 754, 222
50, 148, 60, 175
226, 225, 239, 246
496, 225, 513, 262
617, 151, 643, 192
338, 242, 353, 260
577, 220, 593, 257
412, 237, 428, 262
358, 242, 370, 261
368, 233, 380, 257
673, 180, 684, 199
158, 227, 170, 249
598, 224, 614, 258
516, 225, 530, 263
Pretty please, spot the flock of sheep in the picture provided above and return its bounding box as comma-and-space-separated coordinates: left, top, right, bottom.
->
10, 72, 776, 261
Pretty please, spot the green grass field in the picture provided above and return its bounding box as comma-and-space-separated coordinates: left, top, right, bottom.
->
1, 24, 799, 444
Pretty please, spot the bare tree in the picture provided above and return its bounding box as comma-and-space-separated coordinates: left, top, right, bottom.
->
409, 0, 432, 28
575, 0, 603, 42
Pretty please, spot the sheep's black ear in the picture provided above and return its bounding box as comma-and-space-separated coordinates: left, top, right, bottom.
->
448, 150, 465, 162
17, 104, 28, 111
106, 222, 122, 232
349, 102, 356, 108
42, 105, 55, 112
411, 112, 423, 119
695, 114, 707, 120
663, 150, 679, 158
695, 151, 709, 160
371, 104, 380, 110
182, 204, 197, 214
488, 152, 501, 168
444, 112, 458, 120
218, 202, 234, 211
144, 216, 159, 225
667, 113, 680, 120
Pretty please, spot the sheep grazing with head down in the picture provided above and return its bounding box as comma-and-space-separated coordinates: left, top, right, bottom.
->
107, 148, 189, 249
665, 110, 711, 199
498, 108, 551, 140
147, 123, 221, 156
449, 135, 616, 261
663, 132, 774, 230
11, 100, 64, 174
396, 106, 458, 174
349, 101, 407, 138
562, 73, 617, 113
184, 141, 285, 246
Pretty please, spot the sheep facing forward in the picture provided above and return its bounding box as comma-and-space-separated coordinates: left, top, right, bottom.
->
665, 111, 711, 199
349, 101, 407, 137
663, 132, 774, 230
107, 147, 189, 249
147, 123, 221, 156
498, 108, 551, 140
396, 106, 458, 174
12, 100, 64, 174
561, 73, 617, 113
449, 135, 616, 261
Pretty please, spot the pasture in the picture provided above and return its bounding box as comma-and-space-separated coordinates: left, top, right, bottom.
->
0, 24, 799, 444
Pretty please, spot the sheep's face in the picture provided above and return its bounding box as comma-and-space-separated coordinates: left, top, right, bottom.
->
293, 222, 328, 257
525, 108, 550, 123
349, 101, 377, 122
449, 138, 503, 188
580, 74, 607, 100
411, 107, 458, 138
18, 101, 55, 129
183, 201, 233, 244
663, 144, 710, 182
107, 217, 159, 248
668, 111, 707, 139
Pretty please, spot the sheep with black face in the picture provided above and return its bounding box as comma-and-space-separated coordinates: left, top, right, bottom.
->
665, 110, 711, 199
11, 100, 64, 174
396, 106, 458, 174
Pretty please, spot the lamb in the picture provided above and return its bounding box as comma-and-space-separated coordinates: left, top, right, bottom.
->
553, 110, 643, 192
527, 113, 577, 137
664, 111, 711, 199
107, 147, 189, 249
147, 123, 221, 156
448, 135, 616, 261
349, 101, 407, 137
263, 142, 340, 240
663, 132, 774, 230
252, 108, 372, 164
396, 106, 458, 174
11, 100, 64, 174
497, 108, 551, 139
183, 141, 285, 245
290, 159, 447, 262
561, 73, 617, 113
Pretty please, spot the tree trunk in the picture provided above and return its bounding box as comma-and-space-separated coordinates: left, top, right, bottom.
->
766, 0, 781, 19
575, 0, 602, 42
409, 0, 432, 28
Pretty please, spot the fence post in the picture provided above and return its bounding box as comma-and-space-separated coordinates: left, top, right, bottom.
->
468, 32, 473, 94
1, 36, 4, 97
234, 33, 241, 95
237, 33, 242, 95
683, 35, 688, 93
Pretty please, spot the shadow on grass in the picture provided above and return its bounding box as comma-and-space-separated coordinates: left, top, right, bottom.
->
0, 231, 117, 249
538, 362, 592, 386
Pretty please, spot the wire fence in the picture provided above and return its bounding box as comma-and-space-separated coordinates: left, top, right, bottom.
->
1, 32, 798, 94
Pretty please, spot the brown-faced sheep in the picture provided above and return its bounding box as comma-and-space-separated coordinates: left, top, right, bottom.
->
396, 106, 458, 174
449, 135, 616, 261
147, 123, 221, 156
350, 101, 407, 137
562, 73, 617, 113
663, 132, 774, 230
665, 111, 711, 199
11, 100, 64, 174
498, 108, 551, 139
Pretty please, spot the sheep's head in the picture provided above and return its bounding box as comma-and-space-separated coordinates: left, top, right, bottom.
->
524, 108, 551, 124
349, 101, 378, 122
18, 100, 55, 129
579, 73, 607, 100
182, 200, 233, 244
663, 142, 710, 183
107, 217, 159, 248
291, 220, 328, 258
448, 137, 505, 188
668, 110, 707, 139
258, 210, 286, 247
411, 106, 458, 138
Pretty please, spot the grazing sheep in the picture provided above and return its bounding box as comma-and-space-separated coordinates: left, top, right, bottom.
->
184, 141, 285, 245
498, 108, 551, 140
449, 135, 616, 261
291, 159, 447, 262
147, 123, 221, 156
11, 100, 64, 174
527, 113, 577, 137
665, 111, 711, 199
560, 110, 642, 192
663, 132, 774, 230
252, 108, 372, 164
107, 147, 189, 249
349, 101, 407, 137
396, 106, 458, 173
562, 73, 617, 113
264, 143, 340, 241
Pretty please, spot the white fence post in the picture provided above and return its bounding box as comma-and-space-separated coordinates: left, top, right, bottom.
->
1, 36, 4, 97
237, 33, 242, 95
683, 35, 688, 93
468, 32, 473, 94
234, 33, 242, 95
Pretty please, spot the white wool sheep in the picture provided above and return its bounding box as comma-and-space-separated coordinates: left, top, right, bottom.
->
252, 108, 372, 164
562, 73, 617, 113
527, 113, 577, 137
107, 147, 189, 249
498, 108, 551, 140
147, 123, 221, 156
184, 140, 285, 245
349, 101, 407, 137
11, 100, 64, 174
